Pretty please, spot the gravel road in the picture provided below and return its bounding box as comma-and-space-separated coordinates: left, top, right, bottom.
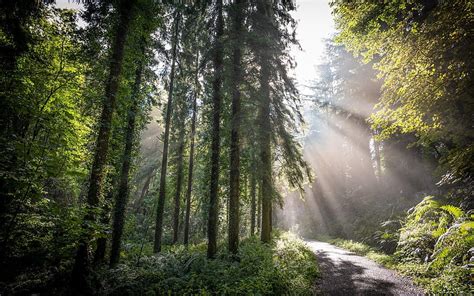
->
306, 240, 425, 296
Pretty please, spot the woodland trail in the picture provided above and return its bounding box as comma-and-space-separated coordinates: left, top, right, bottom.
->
305, 240, 425, 296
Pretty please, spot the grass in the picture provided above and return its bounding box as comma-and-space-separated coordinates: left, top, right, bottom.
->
328, 238, 396, 267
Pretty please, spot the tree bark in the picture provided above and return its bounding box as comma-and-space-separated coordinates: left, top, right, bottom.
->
257, 181, 261, 234
109, 57, 144, 267
207, 0, 224, 259
93, 187, 114, 265
228, 0, 244, 255
172, 123, 185, 244
184, 54, 199, 246
250, 172, 256, 236
154, 13, 180, 253
71, 0, 134, 291
256, 0, 273, 244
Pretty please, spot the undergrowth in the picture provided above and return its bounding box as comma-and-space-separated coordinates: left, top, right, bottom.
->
99, 232, 319, 295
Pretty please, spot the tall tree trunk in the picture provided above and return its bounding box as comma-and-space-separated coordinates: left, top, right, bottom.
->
258, 78, 272, 245
109, 57, 144, 267
256, 0, 273, 244
359, 122, 378, 187
93, 186, 114, 264
154, 13, 180, 253
257, 181, 261, 234
172, 125, 185, 244
228, 0, 244, 255
250, 172, 256, 236
71, 0, 134, 291
373, 136, 382, 182
184, 54, 199, 246
207, 0, 224, 259
134, 169, 154, 210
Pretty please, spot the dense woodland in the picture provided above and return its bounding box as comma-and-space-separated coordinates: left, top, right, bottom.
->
0, 0, 473, 295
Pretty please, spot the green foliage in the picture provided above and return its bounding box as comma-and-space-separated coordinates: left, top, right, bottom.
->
430, 220, 473, 269
331, 239, 371, 255
424, 265, 472, 295
331, 0, 474, 183
0, 7, 95, 283
394, 196, 473, 292
99, 233, 318, 295
396, 196, 469, 262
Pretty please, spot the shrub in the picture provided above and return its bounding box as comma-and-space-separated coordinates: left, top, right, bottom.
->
396, 196, 465, 262
99, 232, 319, 295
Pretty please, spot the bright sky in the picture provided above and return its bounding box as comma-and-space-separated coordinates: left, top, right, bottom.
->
291, 0, 336, 88
55, 0, 81, 9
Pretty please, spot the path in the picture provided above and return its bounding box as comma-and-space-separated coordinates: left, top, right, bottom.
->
305, 240, 424, 296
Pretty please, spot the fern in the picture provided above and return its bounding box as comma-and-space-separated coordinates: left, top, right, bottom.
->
440, 205, 463, 219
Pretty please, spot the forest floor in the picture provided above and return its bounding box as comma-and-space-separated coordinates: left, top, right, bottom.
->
306, 240, 425, 296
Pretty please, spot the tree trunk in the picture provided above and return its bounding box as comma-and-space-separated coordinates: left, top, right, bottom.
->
257, 181, 261, 234
207, 0, 224, 259
373, 136, 382, 182
184, 54, 199, 246
93, 187, 114, 265
250, 172, 256, 236
256, 0, 273, 244
134, 169, 154, 210
154, 13, 180, 253
172, 124, 185, 244
228, 0, 244, 255
109, 57, 143, 267
71, 0, 134, 291
258, 88, 272, 243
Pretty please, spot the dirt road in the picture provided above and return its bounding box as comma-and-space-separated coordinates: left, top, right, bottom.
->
306, 240, 424, 296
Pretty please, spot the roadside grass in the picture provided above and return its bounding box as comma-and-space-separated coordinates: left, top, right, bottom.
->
328, 238, 396, 268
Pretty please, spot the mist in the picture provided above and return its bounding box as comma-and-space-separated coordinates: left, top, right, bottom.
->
275, 41, 436, 243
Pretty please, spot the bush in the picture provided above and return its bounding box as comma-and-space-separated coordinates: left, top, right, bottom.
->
99, 232, 319, 295
396, 196, 470, 262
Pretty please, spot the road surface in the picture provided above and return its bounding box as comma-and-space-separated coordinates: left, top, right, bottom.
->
306, 240, 424, 296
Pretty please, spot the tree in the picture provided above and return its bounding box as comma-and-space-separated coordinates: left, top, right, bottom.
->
207, 0, 224, 258
71, 0, 136, 290
154, 11, 180, 253
171, 124, 185, 244
184, 53, 200, 246
253, 0, 272, 244
109, 43, 146, 267
228, 0, 245, 254
249, 171, 257, 235
249, 0, 310, 243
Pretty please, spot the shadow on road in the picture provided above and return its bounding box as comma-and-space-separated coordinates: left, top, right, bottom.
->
314, 249, 397, 296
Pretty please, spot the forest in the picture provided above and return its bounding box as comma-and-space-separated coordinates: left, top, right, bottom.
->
0, 0, 472, 295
